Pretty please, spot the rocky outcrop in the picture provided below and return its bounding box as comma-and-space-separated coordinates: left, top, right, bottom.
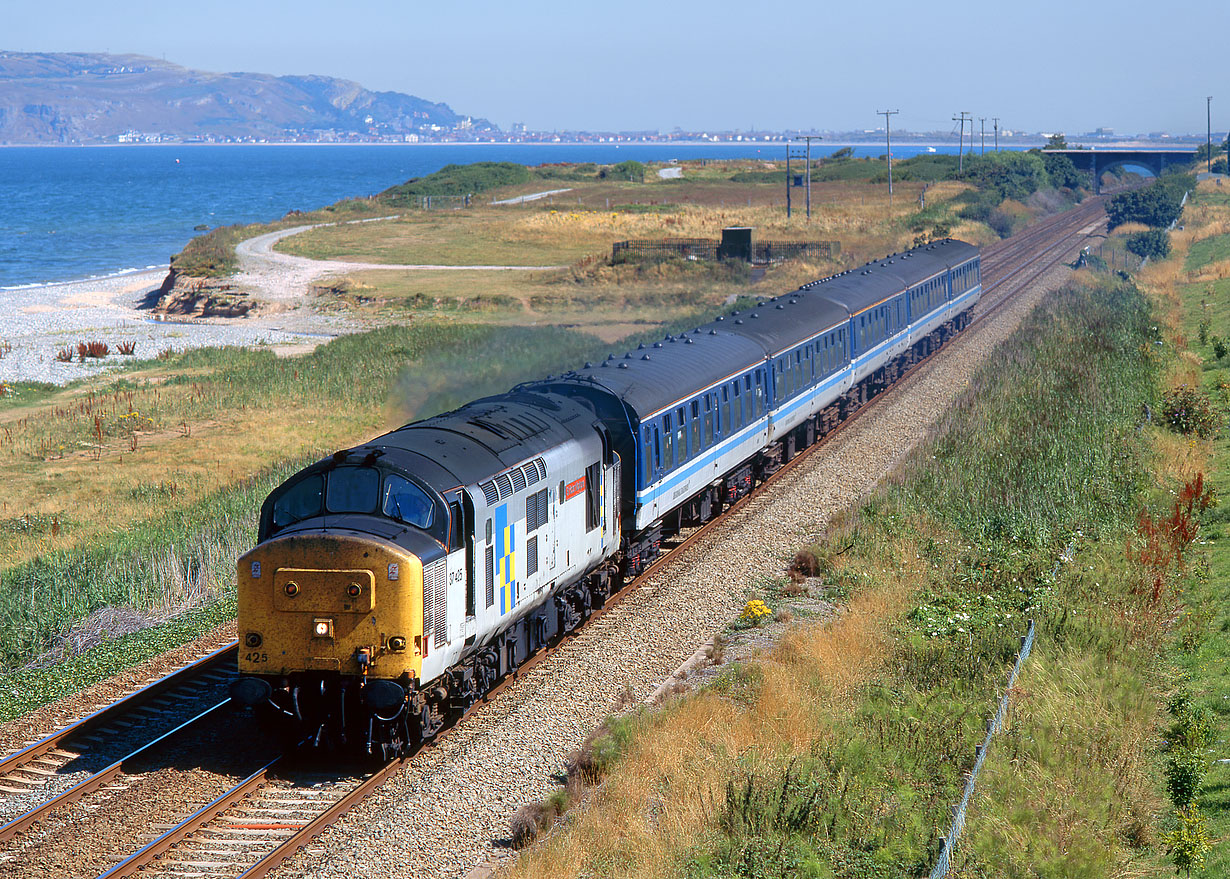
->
150, 269, 255, 318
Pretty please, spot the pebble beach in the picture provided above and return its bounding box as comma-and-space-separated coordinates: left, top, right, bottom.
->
0, 260, 347, 388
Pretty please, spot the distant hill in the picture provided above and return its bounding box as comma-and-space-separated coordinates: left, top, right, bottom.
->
0, 51, 495, 144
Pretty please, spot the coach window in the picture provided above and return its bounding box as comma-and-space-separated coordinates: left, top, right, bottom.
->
732, 382, 742, 429
662, 414, 674, 469
690, 400, 701, 454
675, 407, 687, 461
703, 396, 714, 447
653, 425, 662, 473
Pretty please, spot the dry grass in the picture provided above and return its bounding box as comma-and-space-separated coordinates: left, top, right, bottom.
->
0, 374, 384, 570
508, 574, 914, 879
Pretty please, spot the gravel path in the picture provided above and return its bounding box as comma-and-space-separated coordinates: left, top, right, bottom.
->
262, 259, 1082, 879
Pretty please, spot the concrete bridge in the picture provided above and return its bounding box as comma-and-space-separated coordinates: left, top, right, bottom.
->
1042, 148, 1197, 192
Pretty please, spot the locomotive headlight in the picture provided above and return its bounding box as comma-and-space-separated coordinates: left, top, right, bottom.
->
346, 582, 362, 598
388, 635, 407, 652
312, 618, 334, 639
244, 632, 263, 648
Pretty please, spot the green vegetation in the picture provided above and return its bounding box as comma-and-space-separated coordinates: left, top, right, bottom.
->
1127, 228, 1173, 261
379, 161, 534, 204
1107, 173, 1195, 229
513, 271, 1174, 878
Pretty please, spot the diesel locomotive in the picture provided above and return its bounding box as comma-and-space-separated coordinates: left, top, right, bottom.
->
230, 238, 982, 758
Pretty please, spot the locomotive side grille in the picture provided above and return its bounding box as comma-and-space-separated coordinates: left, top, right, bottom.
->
510, 467, 527, 493
526, 535, 538, 577
535, 457, 547, 481
522, 463, 539, 486
423, 558, 448, 649
479, 481, 498, 505
485, 545, 494, 608
495, 473, 514, 500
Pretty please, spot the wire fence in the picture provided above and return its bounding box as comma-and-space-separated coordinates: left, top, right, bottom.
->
929, 618, 1036, 879
611, 238, 839, 265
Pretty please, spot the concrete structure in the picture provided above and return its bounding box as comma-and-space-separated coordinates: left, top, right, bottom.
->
1043, 148, 1197, 192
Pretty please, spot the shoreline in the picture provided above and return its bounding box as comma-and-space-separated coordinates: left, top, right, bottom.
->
0, 264, 342, 387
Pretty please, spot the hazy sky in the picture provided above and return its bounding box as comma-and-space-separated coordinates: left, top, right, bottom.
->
6, 0, 1229, 136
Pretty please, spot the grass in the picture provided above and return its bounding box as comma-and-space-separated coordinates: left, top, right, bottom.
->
0, 321, 641, 671
510, 270, 1167, 878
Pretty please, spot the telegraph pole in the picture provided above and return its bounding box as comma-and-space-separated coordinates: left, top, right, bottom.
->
953, 112, 972, 174
877, 109, 899, 211
1209, 96, 1214, 173
980, 117, 986, 155
785, 146, 792, 218
795, 135, 823, 219
993, 117, 1000, 151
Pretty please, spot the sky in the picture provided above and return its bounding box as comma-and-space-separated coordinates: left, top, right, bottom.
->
5, 0, 1230, 137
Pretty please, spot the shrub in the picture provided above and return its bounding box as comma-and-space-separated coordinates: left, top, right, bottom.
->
1165, 750, 1207, 808
55, 346, 73, 363
1125, 229, 1171, 261
1198, 318, 1211, 347
1162, 805, 1212, 877
379, 162, 533, 205
1213, 336, 1227, 360
1161, 386, 1220, 438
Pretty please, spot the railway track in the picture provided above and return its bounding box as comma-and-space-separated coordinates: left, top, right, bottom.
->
0, 199, 1106, 879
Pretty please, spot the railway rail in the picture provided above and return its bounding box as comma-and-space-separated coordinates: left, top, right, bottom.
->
0, 198, 1106, 879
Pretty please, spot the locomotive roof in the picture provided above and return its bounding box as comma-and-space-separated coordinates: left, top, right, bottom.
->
550, 238, 980, 422
351, 392, 599, 491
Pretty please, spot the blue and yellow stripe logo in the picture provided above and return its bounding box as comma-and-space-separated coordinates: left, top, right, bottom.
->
495, 503, 517, 615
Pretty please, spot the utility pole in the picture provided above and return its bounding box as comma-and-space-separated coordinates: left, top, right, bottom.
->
785, 146, 792, 218
795, 135, 823, 219
993, 117, 1000, 151
980, 117, 986, 155
1209, 96, 1214, 173
877, 110, 898, 211
953, 112, 972, 174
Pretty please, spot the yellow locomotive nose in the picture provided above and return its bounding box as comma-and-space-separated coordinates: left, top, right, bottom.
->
237, 534, 423, 680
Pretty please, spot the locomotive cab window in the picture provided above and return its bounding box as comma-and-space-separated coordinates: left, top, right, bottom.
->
382, 473, 435, 529
326, 466, 379, 514
271, 474, 323, 530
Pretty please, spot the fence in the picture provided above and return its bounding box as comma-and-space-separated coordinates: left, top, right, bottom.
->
929, 619, 1036, 879
414, 194, 471, 210
611, 239, 838, 265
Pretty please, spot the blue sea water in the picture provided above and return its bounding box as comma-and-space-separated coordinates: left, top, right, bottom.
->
0, 142, 988, 288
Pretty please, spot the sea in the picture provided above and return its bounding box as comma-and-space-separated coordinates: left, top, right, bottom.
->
0, 142, 1000, 289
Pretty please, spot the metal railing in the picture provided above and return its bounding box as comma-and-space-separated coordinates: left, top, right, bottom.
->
929, 619, 1036, 879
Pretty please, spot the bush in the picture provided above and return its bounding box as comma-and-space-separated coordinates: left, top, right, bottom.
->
1125, 229, 1171, 261
1161, 386, 1221, 438
379, 162, 533, 205
601, 160, 646, 182
1165, 750, 1207, 808
1106, 175, 1193, 229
